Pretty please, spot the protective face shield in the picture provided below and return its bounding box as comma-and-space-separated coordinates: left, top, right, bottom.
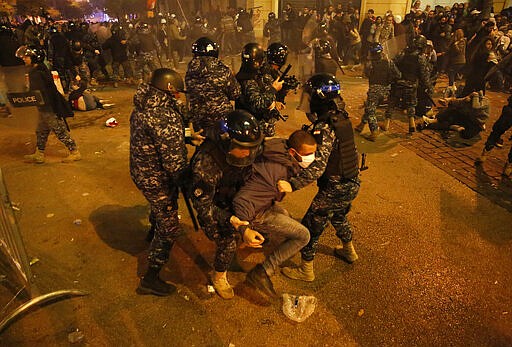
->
219, 110, 264, 167
266, 42, 288, 67
192, 37, 219, 58
15, 45, 45, 64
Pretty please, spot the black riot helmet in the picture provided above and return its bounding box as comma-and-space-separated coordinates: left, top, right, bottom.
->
413, 35, 427, 51
71, 40, 83, 54
220, 110, 264, 167
150, 68, 184, 93
241, 42, 265, 71
305, 73, 341, 101
192, 37, 219, 58
316, 39, 332, 55
317, 21, 329, 36
138, 22, 150, 34
0, 22, 12, 36
266, 42, 288, 67
15, 45, 46, 64
301, 73, 343, 119
368, 42, 384, 60
80, 22, 89, 32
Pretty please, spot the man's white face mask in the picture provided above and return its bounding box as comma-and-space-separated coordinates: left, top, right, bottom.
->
297, 152, 315, 168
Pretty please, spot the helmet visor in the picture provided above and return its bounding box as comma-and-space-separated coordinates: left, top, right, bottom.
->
226, 142, 261, 167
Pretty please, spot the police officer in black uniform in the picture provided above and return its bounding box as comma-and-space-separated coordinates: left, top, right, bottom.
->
236, 42, 284, 137
190, 110, 264, 299
282, 73, 360, 282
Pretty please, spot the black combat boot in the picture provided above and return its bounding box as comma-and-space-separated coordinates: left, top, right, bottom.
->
137, 267, 176, 296
246, 264, 277, 297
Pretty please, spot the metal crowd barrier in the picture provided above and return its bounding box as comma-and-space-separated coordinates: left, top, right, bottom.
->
0, 168, 87, 333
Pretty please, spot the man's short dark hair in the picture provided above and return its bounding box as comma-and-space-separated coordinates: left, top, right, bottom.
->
368, 9, 374, 14
287, 130, 317, 151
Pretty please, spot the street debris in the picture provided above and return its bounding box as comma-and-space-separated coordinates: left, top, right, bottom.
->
82, 192, 89, 197
46, 213, 54, 218
183, 295, 190, 301
105, 117, 118, 127
207, 285, 215, 294
73, 219, 82, 226
68, 329, 84, 344
358, 309, 365, 317
282, 293, 317, 322
29, 257, 39, 266
391, 153, 398, 158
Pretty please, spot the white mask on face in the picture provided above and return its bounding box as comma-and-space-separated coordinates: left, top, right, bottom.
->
297, 153, 315, 168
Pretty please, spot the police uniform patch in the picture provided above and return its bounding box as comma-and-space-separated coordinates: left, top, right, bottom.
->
194, 188, 203, 197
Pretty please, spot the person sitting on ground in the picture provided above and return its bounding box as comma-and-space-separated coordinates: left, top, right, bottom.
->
230, 130, 321, 298
420, 91, 490, 140
68, 84, 115, 111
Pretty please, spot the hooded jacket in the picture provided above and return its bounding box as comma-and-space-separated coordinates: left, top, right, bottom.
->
185, 56, 241, 132
129, 83, 188, 192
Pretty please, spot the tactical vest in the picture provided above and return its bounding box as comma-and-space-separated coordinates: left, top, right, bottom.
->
200, 140, 251, 209
322, 113, 359, 180
369, 60, 392, 86
397, 51, 420, 82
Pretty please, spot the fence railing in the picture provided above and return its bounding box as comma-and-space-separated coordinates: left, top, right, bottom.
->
0, 168, 88, 333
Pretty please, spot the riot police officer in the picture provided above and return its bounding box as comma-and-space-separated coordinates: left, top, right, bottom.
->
263, 12, 281, 44
282, 73, 360, 282
356, 42, 401, 141
132, 23, 160, 83
131, 68, 203, 296
389, 35, 432, 134
314, 39, 338, 75
236, 42, 284, 137
185, 37, 241, 140
190, 110, 264, 299
17, 45, 81, 164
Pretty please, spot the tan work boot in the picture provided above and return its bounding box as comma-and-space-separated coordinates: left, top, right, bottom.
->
334, 241, 359, 263
62, 149, 81, 163
475, 148, 491, 164
354, 122, 366, 133
367, 129, 380, 142
24, 149, 45, 164
379, 119, 390, 131
281, 260, 314, 282
211, 271, 234, 300
503, 161, 512, 177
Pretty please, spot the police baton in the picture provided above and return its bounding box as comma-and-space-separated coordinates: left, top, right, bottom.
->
360, 153, 369, 171
179, 185, 199, 231
332, 57, 346, 75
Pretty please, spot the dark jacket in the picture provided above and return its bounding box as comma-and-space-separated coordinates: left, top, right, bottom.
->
102, 35, 129, 62
28, 63, 59, 113
233, 139, 300, 222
